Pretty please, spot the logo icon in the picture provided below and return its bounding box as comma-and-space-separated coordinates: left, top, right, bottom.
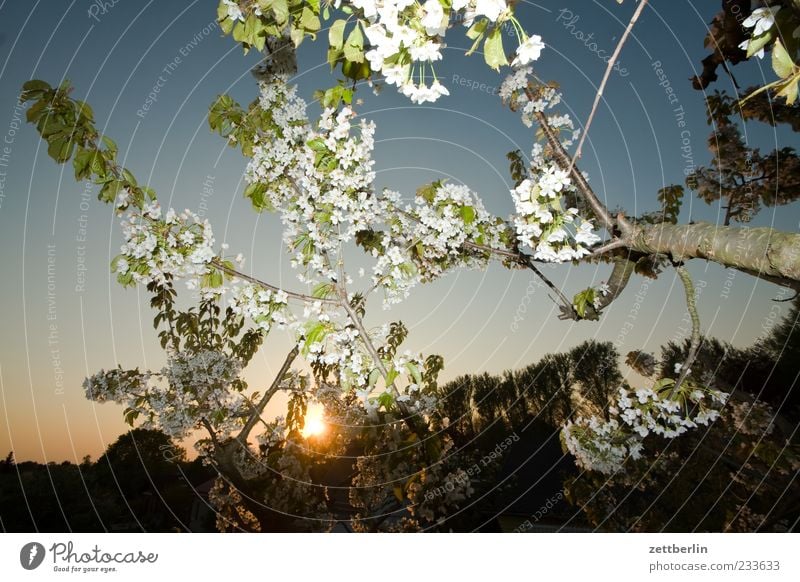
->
20, 542, 46, 570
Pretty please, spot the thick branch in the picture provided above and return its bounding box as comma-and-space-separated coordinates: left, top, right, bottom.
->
534, 110, 625, 235
627, 222, 800, 289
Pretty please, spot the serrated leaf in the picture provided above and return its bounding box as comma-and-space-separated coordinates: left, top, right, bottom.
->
483, 28, 508, 71
772, 38, 795, 79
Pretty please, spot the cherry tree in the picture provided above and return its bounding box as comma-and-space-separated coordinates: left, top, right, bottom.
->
21, 0, 800, 530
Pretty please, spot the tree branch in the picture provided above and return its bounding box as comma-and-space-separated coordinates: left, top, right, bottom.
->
534, 110, 626, 236
569, 0, 649, 172
670, 265, 701, 398
626, 222, 800, 289
237, 346, 299, 444
212, 259, 338, 305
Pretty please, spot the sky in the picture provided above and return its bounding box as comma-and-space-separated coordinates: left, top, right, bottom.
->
0, 0, 798, 462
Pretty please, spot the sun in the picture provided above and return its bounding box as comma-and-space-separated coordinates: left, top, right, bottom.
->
301, 403, 327, 439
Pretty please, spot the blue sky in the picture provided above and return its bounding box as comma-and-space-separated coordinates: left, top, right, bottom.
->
0, 0, 797, 461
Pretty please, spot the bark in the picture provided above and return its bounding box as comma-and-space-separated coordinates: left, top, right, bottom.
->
627, 222, 800, 289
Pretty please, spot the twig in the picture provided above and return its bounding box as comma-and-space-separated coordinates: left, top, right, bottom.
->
670, 265, 701, 398
586, 238, 628, 259
518, 254, 578, 319
569, 0, 649, 172
212, 259, 337, 305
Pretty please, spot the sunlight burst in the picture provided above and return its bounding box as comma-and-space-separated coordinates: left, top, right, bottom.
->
301, 404, 326, 438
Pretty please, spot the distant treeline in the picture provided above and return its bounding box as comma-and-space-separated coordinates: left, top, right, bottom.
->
2, 300, 797, 532
0, 430, 215, 532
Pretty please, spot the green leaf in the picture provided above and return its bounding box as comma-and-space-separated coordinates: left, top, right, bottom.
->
344, 24, 364, 63
416, 181, 440, 203
219, 16, 234, 35
75, 100, 94, 121
460, 205, 476, 224
772, 38, 795, 79
341, 59, 370, 80
377, 391, 394, 409
290, 24, 305, 48
22, 79, 51, 93
110, 254, 125, 272
776, 72, 800, 105
98, 179, 124, 203
73, 147, 93, 180
406, 362, 422, 385
311, 282, 334, 299
746, 29, 775, 59
329, 19, 346, 51
301, 6, 321, 32
368, 369, 380, 387
572, 288, 596, 319
484, 28, 508, 71
244, 182, 274, 211
123, 407, 139, 427
48, 138, 72, 163
465, 18, 488, 41
101, 135, 117, 155
272, 0, 289, 25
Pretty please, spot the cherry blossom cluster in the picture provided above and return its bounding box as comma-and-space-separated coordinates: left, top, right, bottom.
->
353, 0, 543, 102
500, 67, 602, 262
373, 182, 505, 304
562, 382, 730, 474
738, 5, 781, 59
246, 76, 381, 285
83, 350, 248, 440
228, 283, 291, 333
112, 194, 219, 291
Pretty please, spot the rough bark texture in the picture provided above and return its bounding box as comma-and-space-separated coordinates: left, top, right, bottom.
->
629, 222, 800, 287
